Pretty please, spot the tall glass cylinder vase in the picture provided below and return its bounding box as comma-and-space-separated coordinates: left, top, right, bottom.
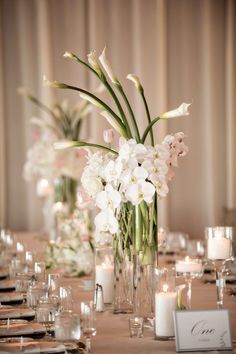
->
95, 245, 114, 305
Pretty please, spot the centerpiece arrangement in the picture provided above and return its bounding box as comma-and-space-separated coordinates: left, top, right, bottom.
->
46, 47, 190, 314
19, 89, 94, 276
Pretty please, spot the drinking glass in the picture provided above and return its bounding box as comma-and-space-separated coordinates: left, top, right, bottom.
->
36, 298, 58, 335
34, 262, 46, 281
9, 259, 25, 279
205, 226, 234, 308
187, 240, 205, 258
59, 286, 73, 312
175, 257, 203, 308
27, 282, 48, 310
55, 311, 81, 344
15, 271, 35, 304
80, 301, 96, 353
25, 251, 34, 271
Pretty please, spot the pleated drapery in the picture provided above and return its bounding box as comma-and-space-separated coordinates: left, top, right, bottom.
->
0, 0, 235, 239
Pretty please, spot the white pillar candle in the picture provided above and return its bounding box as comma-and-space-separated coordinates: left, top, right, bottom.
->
176, 257, 202, 273
155, 286, 177, 337
95, 264, 114, 303
207, 237, 231, 260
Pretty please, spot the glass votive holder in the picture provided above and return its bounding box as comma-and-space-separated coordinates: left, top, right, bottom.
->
55, 311, 81, 342
154, 268, 177, 341
129, 317, 144, 338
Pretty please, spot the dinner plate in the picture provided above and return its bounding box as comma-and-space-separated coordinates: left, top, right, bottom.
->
0, 322, 46, 337
0, 280, 16, 291
0, 307, 35, 320
0, 292, 23, 303
0, 339, 66, 353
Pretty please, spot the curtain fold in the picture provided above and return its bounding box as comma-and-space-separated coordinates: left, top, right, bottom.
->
0, 0, 235, 238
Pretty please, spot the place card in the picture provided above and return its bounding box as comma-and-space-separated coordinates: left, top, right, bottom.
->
174, 309, 232, 352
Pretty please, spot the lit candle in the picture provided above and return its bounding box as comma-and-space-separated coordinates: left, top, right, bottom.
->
36, 179, 52, 198
95, 259, 114, 304
207, 237, 231, 260
155, 284, 177, 338
176, 256, 202, 273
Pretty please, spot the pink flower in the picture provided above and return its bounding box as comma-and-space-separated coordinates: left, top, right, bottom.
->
76, 190, 92, 209
103, 129, 115, 144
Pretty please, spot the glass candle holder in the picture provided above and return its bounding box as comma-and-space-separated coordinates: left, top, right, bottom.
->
95, 246, 114, 304
175, 257, 203, 309
205, 226, 234, 308
154, 268, 177, 340
129, 317, 144, 338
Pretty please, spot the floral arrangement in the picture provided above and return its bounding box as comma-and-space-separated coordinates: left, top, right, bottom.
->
46, 48, 190, 265
19, 89, 92, 212
46, 207, 94, 277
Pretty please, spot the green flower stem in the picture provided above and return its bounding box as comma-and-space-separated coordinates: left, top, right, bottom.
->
141, 117, 160, 144
64, 141, 118, 155
116, 83, 141, 142
53, 83, 129, 139
141, 92, 154, 146
148, 201, 155, 246
65, 54, 132, 138
135, 205, 143, 252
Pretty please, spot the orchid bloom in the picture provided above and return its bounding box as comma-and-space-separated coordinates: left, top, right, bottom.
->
94, 208, 119, 234
160, 102, 191, 119
125, 181, 155, 205
103, 129, 115, 144
99, 47, 119, 84
96, 184, 121, 211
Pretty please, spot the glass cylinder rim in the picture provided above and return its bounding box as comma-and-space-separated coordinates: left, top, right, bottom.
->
205, 226, 234, 240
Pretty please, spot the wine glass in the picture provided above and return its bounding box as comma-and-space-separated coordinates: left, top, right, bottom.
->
80, 301, 96, 354
205, 226, 234, 308
175, 257, 203, 309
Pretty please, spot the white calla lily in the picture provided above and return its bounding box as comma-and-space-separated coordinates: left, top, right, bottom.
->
160, 102, 191, 119
87, 50, 102, 74
100, 111, 125, 136
127, 74, 143, 92
99, 47, 119, 84
79, 93, 103, 109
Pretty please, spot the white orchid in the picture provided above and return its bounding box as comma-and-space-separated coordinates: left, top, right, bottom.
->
151, 174, 169, 198
102, 160, 123, 184
160, 102, 191, 119
81, 168, 103, 198
125, 180, 155, 205
94, 208, 119, 234
96, 184, 121, 211
99, 47, 119, 84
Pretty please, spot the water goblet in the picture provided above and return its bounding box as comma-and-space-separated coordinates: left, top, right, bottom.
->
80, 301, 96, 354
175, 257, 203, 309
205, 226, 234, 308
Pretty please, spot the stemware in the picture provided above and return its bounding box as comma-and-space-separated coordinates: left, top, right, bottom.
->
175, 257, 203, 309
205, 226, 234, 308
80, 301, 96, 354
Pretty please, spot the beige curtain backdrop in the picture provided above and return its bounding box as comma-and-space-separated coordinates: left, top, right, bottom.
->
0, 0, 235, 239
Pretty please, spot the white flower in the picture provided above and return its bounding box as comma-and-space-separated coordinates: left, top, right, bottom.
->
125, 181, 155, 205
147, 144, 170, 162
79, 93, 103, 109
102, 160, 123, 183
96, 184, 121, 211
142, 160, 168, 182
81, 168, 103, 198
100, 111, 125, 136
94, 208, 119, 234
87, 50, 101, 73
127, 74, 143, 92
103, 129, 115, 144
151, 175, 169, 198
160, 102, 191, 119
99, 47, 119, 84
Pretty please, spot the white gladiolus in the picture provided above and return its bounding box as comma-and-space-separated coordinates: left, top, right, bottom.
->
99, 47, 119, 84
160, 102, 191, 119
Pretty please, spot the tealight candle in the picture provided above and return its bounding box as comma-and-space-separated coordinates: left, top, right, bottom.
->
155, 284, 177, 338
